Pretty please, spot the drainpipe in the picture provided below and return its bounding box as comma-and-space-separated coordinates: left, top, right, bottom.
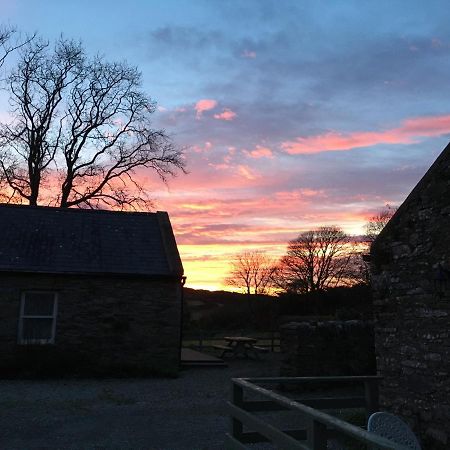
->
179, 276, 187, 371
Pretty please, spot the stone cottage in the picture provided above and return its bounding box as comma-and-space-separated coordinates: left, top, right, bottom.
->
371, 142, 450, 449
0, 204, 184, 376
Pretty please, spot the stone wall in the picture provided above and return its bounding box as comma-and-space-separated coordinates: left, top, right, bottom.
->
371, 146, 450, 449
0, 273, 182, 377
280, 320, 376, 377
372, 231, 450, 449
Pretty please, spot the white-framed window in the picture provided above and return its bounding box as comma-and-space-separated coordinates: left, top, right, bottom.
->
18, 291, 58, 345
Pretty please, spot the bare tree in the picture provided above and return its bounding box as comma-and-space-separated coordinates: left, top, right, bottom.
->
365, 204, 396, 243
276, 226, 355, 294
0, 26, 35, 70
0, 36, 185, 209
226, 250, 276, 296
352, 205, 397, 286
0, 26, 16, 68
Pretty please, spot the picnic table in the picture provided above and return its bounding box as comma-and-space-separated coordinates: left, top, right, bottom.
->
213, 336, 268, 359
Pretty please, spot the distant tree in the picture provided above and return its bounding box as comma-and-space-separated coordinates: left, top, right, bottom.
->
0, 36, 185, 208
353, 205, 397, 286
276, 226, 356, 294
226, 250, 276, 296
365, 204, 396, 243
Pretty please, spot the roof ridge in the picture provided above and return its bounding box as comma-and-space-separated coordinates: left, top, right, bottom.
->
0, 203, 164, 216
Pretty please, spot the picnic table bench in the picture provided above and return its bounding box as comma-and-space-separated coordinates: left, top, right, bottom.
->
213, 336, 268, 360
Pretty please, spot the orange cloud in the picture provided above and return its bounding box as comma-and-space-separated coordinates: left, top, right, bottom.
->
150, 181, 383, 290
282, 114, 450, 154
214, 108, 237, 121
195, 99, 217, 118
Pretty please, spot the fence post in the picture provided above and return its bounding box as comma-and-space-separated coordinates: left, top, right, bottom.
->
308, 419, 327, 449
364, 378, 379, 420
232, 381, 244, 441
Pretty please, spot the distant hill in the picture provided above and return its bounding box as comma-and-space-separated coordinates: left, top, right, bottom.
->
184, 287, 273, 304
183, 284, 373, 331
183, 287, 276, 331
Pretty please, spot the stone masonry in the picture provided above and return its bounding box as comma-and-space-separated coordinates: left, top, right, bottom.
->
280, 320, 376, 377
0, 273, 182, 377
371, 143, 450, 449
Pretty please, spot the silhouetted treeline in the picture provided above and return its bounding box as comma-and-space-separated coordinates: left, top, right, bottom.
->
183, 284, 372, 332
278, 284, 372, 319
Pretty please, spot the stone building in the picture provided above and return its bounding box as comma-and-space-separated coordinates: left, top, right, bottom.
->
0, 204, 184, 377
280, 320, 376, 377
371, 143, 450, 449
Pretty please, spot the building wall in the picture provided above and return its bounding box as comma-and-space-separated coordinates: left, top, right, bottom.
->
0, 273, 182, 377
280, 320, 376, 377
371, 170, 450, 448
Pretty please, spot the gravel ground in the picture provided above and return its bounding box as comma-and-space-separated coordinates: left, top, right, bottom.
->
0, 354, 286, 450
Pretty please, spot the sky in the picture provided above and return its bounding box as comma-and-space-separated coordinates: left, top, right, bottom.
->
2, 0, 450, 290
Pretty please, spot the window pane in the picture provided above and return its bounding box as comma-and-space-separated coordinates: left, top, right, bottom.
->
23, 293, 55, 316
22, 318, 53, 341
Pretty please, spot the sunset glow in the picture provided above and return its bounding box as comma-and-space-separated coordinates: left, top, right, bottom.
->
2, 1, 450, 290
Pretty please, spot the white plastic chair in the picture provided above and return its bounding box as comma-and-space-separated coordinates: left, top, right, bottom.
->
367, 412, 421, 450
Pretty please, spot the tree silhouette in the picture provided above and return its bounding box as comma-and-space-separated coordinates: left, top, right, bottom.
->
0, 26, 16, 68
0, 36, 185, 208
365, 204, 396, 243
276, 226, 355, 294
226, 250, 276, 296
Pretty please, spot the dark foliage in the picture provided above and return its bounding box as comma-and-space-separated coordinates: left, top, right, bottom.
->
183, 288, 277, 332
278, 284, 372, 319
183, 285, 372, 333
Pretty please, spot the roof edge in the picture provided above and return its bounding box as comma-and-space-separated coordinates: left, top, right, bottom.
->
0, 203, 161, 217
0, 268, 182, 280
156, 211, 184, 278
372, 140, 450, 252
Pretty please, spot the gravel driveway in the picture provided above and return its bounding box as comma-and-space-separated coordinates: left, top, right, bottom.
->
0, 354, 282, 450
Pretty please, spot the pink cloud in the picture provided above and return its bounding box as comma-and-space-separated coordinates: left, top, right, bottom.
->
195, 99, 217, 118
209, 162, 231, 171
245, 145, 273, 159
281, 114, 450, 154
275, 189, 325, 201
237, 165, 259, 180
430, 38, 450, 49
241, 50, 257, 59
192, 141, 212, 153
213, 108, 237, 121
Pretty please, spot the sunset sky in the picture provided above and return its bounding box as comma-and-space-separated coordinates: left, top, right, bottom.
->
2, 0, 450, 290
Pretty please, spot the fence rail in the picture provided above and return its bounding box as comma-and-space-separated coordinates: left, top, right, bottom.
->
226, 375, 410, 450
183, 331, 280, 352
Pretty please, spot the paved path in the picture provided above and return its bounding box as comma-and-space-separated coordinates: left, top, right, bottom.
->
0, 355, 281, 450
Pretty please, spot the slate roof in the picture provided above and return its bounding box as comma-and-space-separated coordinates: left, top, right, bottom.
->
0, 204, 183, 277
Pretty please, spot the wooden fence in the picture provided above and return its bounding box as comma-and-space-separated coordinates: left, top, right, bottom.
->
226, 376, 409, 449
